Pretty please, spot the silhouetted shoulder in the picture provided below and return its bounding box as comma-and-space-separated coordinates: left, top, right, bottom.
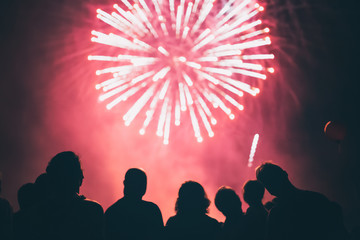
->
302, 190, 328, 200
166, 213, 221, 231
295, 190, 332, 211
165, 214, 221, 240
81, 198, 104, 213
105, 197, 163, 240
143, 200, 162, 212
106, 198, 160, 214
166, 213, 219, 227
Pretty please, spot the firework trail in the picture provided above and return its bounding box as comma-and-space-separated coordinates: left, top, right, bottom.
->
248, 133, 259, 167
89, 0, 274, 144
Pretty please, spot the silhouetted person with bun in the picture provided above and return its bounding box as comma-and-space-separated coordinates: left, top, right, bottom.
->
215, 186, 247, 240
256, 162, 348, 240
21, 151, 104, 240
105, 168, 164, 240
243, 180, 268, 240
165, 181, 221, 240
0, 174, 12, 240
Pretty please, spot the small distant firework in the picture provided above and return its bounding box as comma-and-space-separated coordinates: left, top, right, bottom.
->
248, 133, 259, 167
89, 0, 274, 144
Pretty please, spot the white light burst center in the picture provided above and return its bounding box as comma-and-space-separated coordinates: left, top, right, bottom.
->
89, 0, 274, 144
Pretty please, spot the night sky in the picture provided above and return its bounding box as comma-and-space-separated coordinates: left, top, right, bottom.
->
1, 0, 359, 230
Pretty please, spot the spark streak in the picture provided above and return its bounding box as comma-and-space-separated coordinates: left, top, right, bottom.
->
248, 133, 260, 167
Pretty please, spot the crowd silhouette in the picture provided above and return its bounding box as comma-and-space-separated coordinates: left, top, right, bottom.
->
0, 151, 356, 240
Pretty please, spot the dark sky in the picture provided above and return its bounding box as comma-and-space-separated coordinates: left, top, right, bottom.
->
1, 0, 359, 229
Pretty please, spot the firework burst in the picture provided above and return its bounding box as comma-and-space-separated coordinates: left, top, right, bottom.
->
89, 0, 274, 144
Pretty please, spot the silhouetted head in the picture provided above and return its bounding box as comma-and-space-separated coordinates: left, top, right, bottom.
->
17, 183, 36, 210
255, 162, 291, 197
243, 180, 265, 206
123, 168, 147, 198
35, 173, 48, 189
46, 151, 84, 195
175, 181, 210, 215
215, 186, 243, 218
35, 173, 51, 199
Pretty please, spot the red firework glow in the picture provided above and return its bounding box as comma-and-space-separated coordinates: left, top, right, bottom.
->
3, 0, 358, 230
89, 0, 274, 144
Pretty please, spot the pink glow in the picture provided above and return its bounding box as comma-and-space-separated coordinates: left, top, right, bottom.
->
3, 0, 301, 224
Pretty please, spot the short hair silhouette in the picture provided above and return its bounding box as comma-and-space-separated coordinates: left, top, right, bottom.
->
17, 183, 36, 210
105, 168, 164, 240
46, 151, 84, 194
255, 162, 288, 197
175, 181, 210, 214
123, 168, 147, 198
215, 186, 242, 217
243, 180, 265, 206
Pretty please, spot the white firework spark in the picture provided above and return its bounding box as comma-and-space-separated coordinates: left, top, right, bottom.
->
89, 0, 274, 144
248, 133, 259, 167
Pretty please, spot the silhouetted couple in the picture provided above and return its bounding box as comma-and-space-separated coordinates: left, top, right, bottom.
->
13, 151, 103, 240
256, 162, 349, 240
214, 181, 267, 240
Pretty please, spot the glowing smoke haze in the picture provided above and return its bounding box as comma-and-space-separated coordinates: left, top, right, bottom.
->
3, 0, 357, 225
0, 0, 300, 222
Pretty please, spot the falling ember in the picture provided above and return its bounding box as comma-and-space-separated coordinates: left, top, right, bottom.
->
89, 0, 274, 144
248, 133, 259, 167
